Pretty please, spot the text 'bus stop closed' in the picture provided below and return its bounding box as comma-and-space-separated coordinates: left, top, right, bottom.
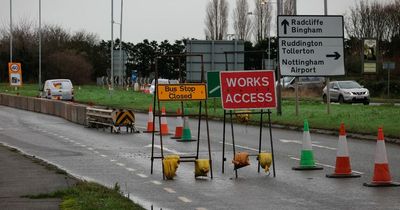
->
220, 70, 277, 110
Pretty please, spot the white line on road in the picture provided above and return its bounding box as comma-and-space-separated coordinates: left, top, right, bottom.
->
145, 144, 188, 155
100, 154, 107, 157
164, 188, 176, 193
137, 173, 148, 178
178, 196, 192, 203
88, 147, 94, 150
288, 156, 364, 174
116, 163, 125, 167
126, 168, 136, 172
93, 151, 99, 154
136, 126, 146, 129
110, 159, 116, 162
151, 180, 162, 185
196, 208, 208, 210
59, 136, 65, 138
219, 142, 263, 152
280, 139, 337, 151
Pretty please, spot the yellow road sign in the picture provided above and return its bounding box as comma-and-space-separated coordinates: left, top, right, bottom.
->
157, 83, 207, 101
8, 62, 23, 86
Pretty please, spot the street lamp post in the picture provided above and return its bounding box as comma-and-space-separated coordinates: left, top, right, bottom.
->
10, 0, 13, 63
39, 0, 42, 90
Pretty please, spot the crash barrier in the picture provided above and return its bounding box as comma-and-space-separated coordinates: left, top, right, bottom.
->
0, 93, 86, 126
86, 107, 139, 133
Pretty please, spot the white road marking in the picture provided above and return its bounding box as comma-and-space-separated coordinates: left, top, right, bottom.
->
219, 142, 263, 152
280, 139, 337, 151
80, 145, 86, 147
145, 144, 188, 155
126, 168, 136, 172
88, 147, 94, 150
59, 136, 65, 138
116, 163, 125, 167
289, 156, 364, 174
64, 137, 70, 140
110, 159, 116, 162
137, 173, 148, 178
196, 208, 208, 210
100, 154, 107, 157
164, 188, 176, 193
151, 180, 162, 185
136, 126, 146, 129
93, 151, 99, 154
178, 196, 192, 203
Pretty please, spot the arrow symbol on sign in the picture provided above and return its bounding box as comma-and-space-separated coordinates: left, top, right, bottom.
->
281, 19, 289, 34
326, 52, 341, 60
209, 86, 220, 94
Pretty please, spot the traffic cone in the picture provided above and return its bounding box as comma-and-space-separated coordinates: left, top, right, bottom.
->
171, 108, 183, 139
292, 119, 323, 170
326, 123, 361, 178
143, 105, 157, 133
364, 127, 400, 187
177, 108, 196, 142
159, 106, 170, 136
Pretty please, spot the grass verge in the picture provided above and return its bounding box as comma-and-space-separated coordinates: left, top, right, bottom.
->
1, 84, 399, 139
24, 182, 144, 210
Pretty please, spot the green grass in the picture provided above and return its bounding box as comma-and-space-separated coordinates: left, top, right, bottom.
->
1, 84, 399, 138
25, 182, 144, 210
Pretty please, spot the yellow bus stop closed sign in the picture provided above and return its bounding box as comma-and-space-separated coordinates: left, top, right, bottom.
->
157, 84, 207, 101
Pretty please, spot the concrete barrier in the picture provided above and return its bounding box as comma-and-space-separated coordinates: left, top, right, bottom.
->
70, 104, 78, 123
21, 96, 28, 110
76, 104, 87, 125
54, 101, 62, 117
27, 97, 35, 111
34, 98, 41, 112
8, 95, 16, 108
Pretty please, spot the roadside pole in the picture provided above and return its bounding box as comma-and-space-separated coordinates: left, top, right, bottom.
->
110, 0, 114, 91
277, 0, 282, 116
294, 0, 299, 116
325, 0, 331, 114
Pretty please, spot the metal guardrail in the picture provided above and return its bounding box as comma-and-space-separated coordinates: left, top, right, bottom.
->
86, 107, 139, 133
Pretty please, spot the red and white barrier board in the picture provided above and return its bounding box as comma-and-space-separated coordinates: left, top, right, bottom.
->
220, 70, 277, 110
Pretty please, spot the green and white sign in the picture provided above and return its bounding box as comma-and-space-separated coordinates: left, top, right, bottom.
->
207, 72, 221, 98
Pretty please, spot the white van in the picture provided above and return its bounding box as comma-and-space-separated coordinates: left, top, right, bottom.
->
42, 79, 74, 101
149, 79, 179, 94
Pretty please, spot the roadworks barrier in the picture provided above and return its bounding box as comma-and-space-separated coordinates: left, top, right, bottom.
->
195, 159, 210, 177
259, 152, 272, 173
163, 155, 180, 180
0, 93, 87, 126
364, 127, 400, 187
232, 152, 250, 169
326, 123, 361, 178
292, 119, 323, 171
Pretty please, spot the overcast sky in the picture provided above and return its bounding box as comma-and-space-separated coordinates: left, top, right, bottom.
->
0, 0, 394, 43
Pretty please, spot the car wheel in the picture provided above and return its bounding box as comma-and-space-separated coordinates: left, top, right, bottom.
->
322, 94, 327, 103
338, 95, 344, 104
363, 101, 369, 105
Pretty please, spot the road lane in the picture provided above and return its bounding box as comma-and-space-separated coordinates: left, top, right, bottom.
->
0, 106, 399, 210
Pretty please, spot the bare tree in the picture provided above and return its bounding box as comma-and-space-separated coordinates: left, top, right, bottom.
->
283, 0, 295, 15
253, 0, 272, 42
233, 0, 251, 40
204, 0, 229, 40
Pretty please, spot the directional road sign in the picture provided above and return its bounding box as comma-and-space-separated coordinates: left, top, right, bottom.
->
278, 15, 345, 76
278, 15, 343, 37
279, 38, 344, 76
207, 72, 221, 98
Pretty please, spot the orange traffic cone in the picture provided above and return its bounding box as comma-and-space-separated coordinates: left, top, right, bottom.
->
143, 105, 157, 133
326, 123, 361, 178
160, 106, 170, 136
364, 127, 400, 187
171, 108, 183, 139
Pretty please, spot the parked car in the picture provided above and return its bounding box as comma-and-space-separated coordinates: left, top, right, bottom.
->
149, 79, 179, 94
41, 79, 74, 101
280, 76, 325, 91
322, 80, 370, 105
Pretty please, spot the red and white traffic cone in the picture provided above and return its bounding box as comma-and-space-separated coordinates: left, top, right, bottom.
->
364, 127, 400, 187
171, 108, 183, 139
160, 106, 170, 136
143, 105, 157, 133
326, 123, 361, 178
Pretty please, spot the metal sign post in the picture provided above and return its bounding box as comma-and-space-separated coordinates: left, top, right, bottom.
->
150, 54, 213, 180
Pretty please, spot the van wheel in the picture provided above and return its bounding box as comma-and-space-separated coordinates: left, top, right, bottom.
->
338, 95, 344, 104
322, 94, 327, 103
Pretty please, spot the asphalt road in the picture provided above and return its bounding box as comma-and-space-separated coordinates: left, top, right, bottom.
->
0, 105, 399, 210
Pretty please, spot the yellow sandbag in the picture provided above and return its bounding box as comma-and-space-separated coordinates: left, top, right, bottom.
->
195, 159, 210, 177
259, 152, 272, 173
232, 152, 250, 169
163, 155, 180, 180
